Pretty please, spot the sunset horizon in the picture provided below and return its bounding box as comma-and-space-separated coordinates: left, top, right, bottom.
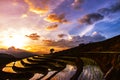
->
0, 0, 120, 54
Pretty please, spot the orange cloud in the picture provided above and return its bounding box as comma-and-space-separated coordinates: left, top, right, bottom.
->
44, 13, 68, 23
42, 39, 74, 48
25, 33, 40, 40
24, 0, 49, 15
45, 24, 58, 31
42, 40, 54, 46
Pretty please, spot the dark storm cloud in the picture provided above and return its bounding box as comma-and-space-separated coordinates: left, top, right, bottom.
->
98, 8, 111, 15
110, 1, 120, 12
79, 13, 104, 24
25, 33, 40, 40
71, 0, 84, 9
98, 1, 120, 15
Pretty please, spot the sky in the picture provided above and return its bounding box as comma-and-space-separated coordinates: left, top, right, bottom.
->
0, 0, 120, 53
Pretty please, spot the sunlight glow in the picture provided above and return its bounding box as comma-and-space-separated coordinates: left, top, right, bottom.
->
80, 25, 94, 37
2, 35, 28, 49
2, 67, 17, 73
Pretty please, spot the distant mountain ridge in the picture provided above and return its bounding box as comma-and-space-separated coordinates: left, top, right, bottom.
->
0, 47, 36, 58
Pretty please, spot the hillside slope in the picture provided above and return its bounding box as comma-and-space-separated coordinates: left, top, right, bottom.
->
56, 35, 120, 54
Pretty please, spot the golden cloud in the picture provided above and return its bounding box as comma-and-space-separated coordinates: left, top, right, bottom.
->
25, 33, 40, 40
24, 0, 49, 15
42, 40, 54, 45
42, 39, 74, 48
45, 24, 58, 31
44, 13, 68, 23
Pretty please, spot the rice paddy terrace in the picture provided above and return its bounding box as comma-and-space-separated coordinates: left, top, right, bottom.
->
0, 35, 120, 80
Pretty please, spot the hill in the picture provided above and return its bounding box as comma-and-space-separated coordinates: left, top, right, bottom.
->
55, 35, 120, 54
52, 35, 120, 80
0, 35, 120, 80
0, 53, 16, 68
0, 47, 36, 58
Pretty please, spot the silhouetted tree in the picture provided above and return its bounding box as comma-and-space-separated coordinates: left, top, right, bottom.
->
50, 48, 54, 54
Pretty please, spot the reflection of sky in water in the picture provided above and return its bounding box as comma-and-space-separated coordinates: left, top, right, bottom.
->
30, 65, 104, 80
79, 65, 104, 80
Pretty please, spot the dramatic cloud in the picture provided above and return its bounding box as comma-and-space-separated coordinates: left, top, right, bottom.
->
45, 24, 58, 31
79, 13, 104, 25
0, 0, 119, 53
42, 39, 74, 48
44, 13, 68, 23
58, 34, 67, 38
42, 40, 54, 45
71, 0, 84, 9
98, 1, 120, 15
98, 8, 111, 15
91, 32, 106, 41
42, 33, 106, 48
110, 1, 120, 12
24, 0, 49, 15
25, 33, 40, 40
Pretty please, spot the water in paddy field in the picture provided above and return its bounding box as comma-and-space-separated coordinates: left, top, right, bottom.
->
30, 65, 104, 80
